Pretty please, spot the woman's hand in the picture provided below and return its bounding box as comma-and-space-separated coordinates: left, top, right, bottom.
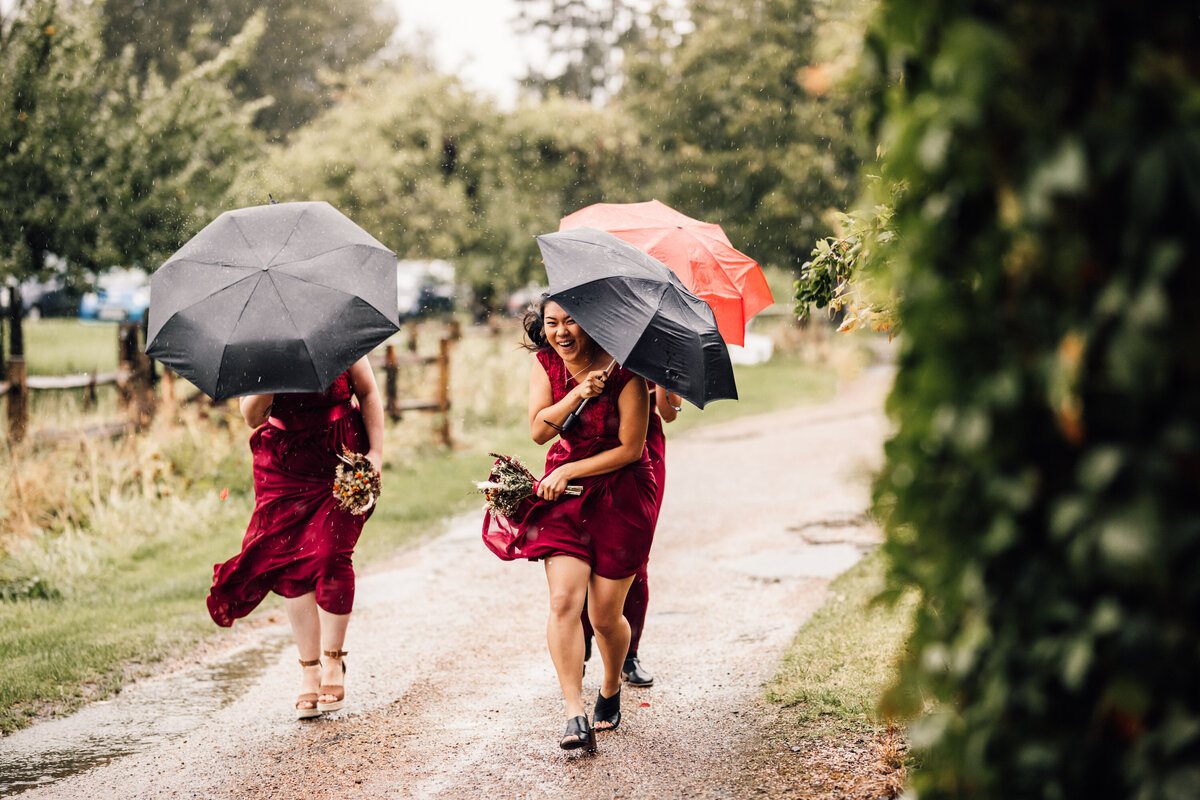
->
366, 450, 383, 478
577, 369, 607, 400
537, 465, 575, 501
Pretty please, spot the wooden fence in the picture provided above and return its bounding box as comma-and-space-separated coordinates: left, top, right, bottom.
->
2, 320, 460, 445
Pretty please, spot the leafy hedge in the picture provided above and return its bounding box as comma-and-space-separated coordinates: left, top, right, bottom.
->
864, 2, 1200, 797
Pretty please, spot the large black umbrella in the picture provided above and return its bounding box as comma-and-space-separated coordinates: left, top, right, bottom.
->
146, 201, 399, 400
535, 227, 737, 409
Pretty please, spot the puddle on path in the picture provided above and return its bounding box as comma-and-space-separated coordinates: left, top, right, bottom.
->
725, 543, 869, 581
0, 631, 290, 797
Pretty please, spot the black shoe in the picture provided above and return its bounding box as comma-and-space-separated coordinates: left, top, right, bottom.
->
594, 689, 621, 732
560, 714, 597, 752
622, 655, 654, 687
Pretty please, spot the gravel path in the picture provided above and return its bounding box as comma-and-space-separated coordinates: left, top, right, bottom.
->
10, 367, 891, 800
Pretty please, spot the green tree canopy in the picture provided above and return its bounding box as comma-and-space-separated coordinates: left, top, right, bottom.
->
99, 0, 396, 139
514, 0, 686, 102
620, 0, 863, 272
230, 66, 662, 306
1, 0, 264, 351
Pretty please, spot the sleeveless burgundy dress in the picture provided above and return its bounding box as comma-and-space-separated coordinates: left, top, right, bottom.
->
481, 349, 658, 579
207, 373, 373, 627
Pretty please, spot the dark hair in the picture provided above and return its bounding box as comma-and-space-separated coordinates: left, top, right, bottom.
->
521, 294, 550, 352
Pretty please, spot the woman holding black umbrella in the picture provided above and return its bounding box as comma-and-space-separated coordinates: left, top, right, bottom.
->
482, 298, 657, 752
206, 355, 384, 719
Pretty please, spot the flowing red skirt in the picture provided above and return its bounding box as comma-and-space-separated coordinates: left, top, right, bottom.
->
207, 412, 372, 627
481, 434, 658, 579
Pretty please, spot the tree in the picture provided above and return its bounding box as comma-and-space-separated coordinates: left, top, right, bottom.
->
862, 1, 1200, 797
229, 66, 663, 308
620, 0, 864, 271
513, 0, 686, 102
99, 0, 396, 139
0, 0, 264, 356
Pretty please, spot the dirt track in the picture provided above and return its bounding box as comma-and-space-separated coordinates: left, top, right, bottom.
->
10, 366, 891, 800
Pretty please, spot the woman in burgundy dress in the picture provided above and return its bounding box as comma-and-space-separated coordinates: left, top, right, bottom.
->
207, 356, 383, 719
482, 299, 656, 751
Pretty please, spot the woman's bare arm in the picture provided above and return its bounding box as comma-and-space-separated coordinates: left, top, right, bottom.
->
654, 385, 682, 423
536, 376, 650, 499
528, 362, 607, 445
348, 356, 384, 475
239, 394, 275, 428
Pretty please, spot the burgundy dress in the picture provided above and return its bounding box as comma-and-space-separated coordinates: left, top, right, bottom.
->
207, 373, 373, 627
481, 349, 658, 579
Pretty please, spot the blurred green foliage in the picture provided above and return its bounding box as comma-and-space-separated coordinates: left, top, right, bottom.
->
621, 0, 865, 272
228, 67, 664, 304
3, 0, 870, 330
0, 0, 264, 302
862, 1, 1200, 797
99, 0, 396, 139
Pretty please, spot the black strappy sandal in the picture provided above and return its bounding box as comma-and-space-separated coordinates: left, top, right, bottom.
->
594, 689, 621, 732
560, 715, 597, 752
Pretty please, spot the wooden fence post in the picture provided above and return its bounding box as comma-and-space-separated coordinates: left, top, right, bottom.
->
116, 323, 139, 409
7, 357, 26, 443
407, 322, 419, 352
436, 335, 452, 447
384, 344, 399, 421
84, 372, 97, 411
161, 367, 175, 406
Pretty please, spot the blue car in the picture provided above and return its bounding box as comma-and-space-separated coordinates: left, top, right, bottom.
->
79, 269, 151, 322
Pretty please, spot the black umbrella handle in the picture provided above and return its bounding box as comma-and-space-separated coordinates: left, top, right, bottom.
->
552, 359, 616, 434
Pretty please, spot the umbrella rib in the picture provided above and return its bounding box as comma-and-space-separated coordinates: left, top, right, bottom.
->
229, 215, 268, 269
264, 205, 308, 269
267, 243, 381, 276
162, 270, 263, 322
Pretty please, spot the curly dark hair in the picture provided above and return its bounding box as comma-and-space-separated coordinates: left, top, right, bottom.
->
521, 294, 550, 352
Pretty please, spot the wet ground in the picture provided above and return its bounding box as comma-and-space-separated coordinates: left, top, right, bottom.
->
2, 367, 891, 799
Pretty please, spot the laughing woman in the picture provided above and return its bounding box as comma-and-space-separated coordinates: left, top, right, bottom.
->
482, 298, 656, 751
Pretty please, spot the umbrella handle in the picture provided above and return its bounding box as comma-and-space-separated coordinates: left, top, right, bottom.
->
551, 359, 616, 435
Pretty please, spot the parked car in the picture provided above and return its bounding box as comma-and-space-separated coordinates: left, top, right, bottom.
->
397, 259, 455, 320
79, 268, 151, 322
23, 279, 84, 319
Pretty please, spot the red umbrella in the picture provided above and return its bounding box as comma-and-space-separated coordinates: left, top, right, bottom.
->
559, 199, 774, 346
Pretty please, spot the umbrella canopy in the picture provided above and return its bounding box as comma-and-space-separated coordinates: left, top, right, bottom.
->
146, 201, 399, 401
560, 199, 774, 346
536, 227, 737, 409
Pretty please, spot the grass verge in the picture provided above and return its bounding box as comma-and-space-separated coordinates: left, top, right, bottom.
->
746, 548, 916, 798
1, 334, 843, 734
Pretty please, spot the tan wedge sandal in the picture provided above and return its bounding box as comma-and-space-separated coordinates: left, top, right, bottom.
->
316, 649, 348, 713
296, 657, 322, 719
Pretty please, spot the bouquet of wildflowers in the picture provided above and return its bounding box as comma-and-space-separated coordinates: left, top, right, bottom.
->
476, 452, 581, 518
332, 448, 381, 515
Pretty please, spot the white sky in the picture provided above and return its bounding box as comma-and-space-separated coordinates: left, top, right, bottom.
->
388, 0, 535, 107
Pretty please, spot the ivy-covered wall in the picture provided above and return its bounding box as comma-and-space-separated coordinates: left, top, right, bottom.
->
866, 2, 1200, 797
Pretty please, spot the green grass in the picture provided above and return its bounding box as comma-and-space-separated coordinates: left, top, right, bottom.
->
0, 321, 849, 733
21, 319, 121, 375
765, 548, 916, 724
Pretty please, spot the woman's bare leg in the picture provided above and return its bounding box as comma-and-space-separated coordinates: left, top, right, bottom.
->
544, 555, 592, 729
317, 607, 351, 702
285, 593, 322, 710
587, 572, 635, 727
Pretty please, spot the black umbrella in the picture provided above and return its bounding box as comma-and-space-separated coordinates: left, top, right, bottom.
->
146, 201, 399, 401
535, 227, 737, 411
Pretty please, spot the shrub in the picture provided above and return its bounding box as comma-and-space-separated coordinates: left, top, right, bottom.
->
865, 2, 1200, 797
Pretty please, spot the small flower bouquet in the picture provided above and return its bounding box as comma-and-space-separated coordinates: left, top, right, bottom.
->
476, 452, 581, 518
332, 448, 381, 515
